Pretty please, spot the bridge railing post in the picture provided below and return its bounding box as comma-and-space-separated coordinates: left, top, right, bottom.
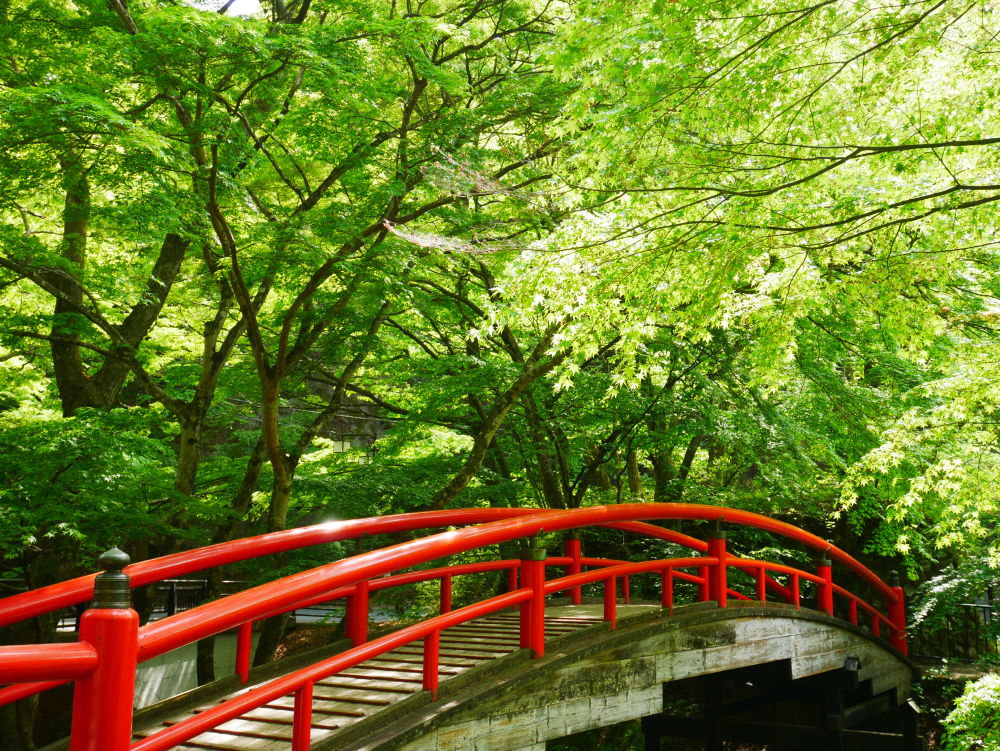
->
69, 548, 138, 751
697, 555, 710, 602
706, 521, 727, 608
603, 575, 617, 630
346, 579, 369, 647
519, 535, 546, 658
623, 575, 631, 605
661, 566, 673, 614
755, 565, 766, 602
563, 532, 582, 605
888, 571, 907, 656
236, 621, 253, 684
423, 629, 440, 700
848, 599, 858, 625
790, 573, 800, 610
817, 556, 834, 617
440, 574, 452, 614
292, 680, 313, 751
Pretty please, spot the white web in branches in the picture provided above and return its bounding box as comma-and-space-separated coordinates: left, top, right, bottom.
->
385, 146, 549, 254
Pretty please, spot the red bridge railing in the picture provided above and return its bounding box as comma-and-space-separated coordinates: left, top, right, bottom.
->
0, 504, 907, 751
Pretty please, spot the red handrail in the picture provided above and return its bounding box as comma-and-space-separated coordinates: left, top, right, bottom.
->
133, 504, 893, 661
0, 643, 98, 683
0, 503, 907, 751
0, 509, 704, 629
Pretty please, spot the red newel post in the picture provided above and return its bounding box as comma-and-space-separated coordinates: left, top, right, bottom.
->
817, 556, 834, 617
519, 535, 546, 658
603, 575, 617, 630
706, 521, 727, 608
69, 548, 139, 751
563, 532, 582, 605
346, 579, 369, 647
440, 575, 452, 614
423, 629, 440, 700
236, 621, 253, 684
888, 570, 907, 656
292, 680, 313, 751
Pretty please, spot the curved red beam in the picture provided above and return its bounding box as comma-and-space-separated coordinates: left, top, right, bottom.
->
0, 680, 69, 708
0, 509, 703, 629
136, 504, 894, 663
0, 643, 98, 683
544, 558, 712, 594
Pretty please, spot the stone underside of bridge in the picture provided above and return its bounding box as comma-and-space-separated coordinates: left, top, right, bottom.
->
355, 601, 916, 751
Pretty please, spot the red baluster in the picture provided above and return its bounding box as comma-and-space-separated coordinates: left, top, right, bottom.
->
292, 681, 313, 751
790, 573, 800, 610
604, 575, 617, 631
346, 579, 369, 647
888, 571, 907, 656
69, 549, 138, 751
698, 550, 710, 602
564, 533, 582, 605
756, 566, 766, 603
706, 522, 727, 608
849, 599, 858, 625
817, 557, 834, 617
662, 567, 673, 614
440, 575, 452, 615
423, 629, 440, 700
519, 536, 546, 658
235, 621, 253, 684
623, 575, 631, 605
872, 612, 880, 637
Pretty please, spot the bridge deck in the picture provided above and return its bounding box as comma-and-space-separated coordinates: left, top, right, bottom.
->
132, 605, 654, 751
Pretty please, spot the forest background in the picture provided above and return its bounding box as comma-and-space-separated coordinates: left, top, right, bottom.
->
2, 0, 1000, 748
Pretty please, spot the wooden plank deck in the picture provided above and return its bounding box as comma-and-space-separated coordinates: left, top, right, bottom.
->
133, 605, 652, 751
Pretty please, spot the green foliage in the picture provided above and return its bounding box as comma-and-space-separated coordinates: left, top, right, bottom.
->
943, 675, 1000, 751
0, 407, 188, 563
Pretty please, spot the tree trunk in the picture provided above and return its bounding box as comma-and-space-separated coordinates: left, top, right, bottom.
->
627, 449, 643, 498
520, 390, 565, 509
50, 159, 90, 417
175, 416, 202, 496
195, 437, 268, 684
431, 328, 567, 509
67, 233, 188, 412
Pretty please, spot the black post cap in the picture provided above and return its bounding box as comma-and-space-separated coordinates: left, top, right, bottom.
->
889, 570, 901, 587
564, 531, 582, 541
92, 547, 132, 609
705, 517, 726, 540
520, 530, 547, 561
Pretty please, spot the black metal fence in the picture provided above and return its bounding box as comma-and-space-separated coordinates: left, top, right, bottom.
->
911, 598, 998, 661
53, 579, 245, 630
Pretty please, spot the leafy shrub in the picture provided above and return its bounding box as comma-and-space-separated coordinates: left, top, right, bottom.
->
943, 675, 1000, 751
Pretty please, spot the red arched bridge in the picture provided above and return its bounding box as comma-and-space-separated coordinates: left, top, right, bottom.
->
0, 504, 918, 751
